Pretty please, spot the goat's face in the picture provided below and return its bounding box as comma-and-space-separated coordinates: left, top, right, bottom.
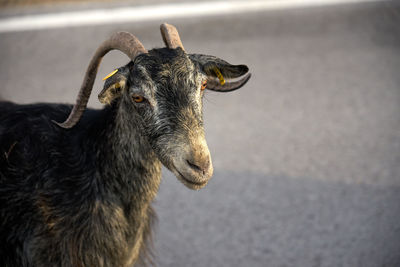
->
100, 48, 250, 190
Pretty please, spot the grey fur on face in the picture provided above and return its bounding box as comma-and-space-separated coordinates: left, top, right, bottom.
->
121, 48, 213, 189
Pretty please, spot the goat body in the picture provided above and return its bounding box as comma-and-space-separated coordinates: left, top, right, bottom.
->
0, 102, 159, 266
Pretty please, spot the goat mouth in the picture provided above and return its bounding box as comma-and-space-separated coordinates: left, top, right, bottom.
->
176, 170, 208, 189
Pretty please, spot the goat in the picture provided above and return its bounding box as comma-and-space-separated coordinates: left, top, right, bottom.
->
0, 23, 251, 267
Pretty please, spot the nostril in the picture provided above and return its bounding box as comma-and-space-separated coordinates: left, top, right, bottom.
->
186, 160, 203, 172
186, 158, 210, 175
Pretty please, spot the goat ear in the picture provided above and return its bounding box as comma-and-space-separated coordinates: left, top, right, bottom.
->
98, 66, 129, 105
190, 54, 251, 92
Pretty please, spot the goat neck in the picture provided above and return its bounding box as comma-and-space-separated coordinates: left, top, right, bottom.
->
91, 100, 162, 207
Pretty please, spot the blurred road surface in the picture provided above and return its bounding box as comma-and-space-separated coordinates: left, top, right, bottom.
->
0, 1, 399, 266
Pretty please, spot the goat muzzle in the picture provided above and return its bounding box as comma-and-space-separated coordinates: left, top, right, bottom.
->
172, 138, 213, 190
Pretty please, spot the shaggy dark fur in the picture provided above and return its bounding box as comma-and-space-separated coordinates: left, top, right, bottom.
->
0, 101, 158, 266
0, 47, 250, 266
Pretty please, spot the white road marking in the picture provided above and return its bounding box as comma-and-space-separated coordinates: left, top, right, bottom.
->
0, 0, 382, 33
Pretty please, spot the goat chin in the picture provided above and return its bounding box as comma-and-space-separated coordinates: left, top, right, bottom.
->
173, 169, 211, 190
170, 160, 214, 190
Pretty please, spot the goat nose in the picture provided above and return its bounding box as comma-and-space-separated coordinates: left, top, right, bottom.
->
186, 157, 210, 175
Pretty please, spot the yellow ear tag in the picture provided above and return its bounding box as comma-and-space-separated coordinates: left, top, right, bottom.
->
214, 68, 225, 85
102, 69, 118, 81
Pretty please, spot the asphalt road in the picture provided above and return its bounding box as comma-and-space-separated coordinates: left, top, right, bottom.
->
1, 1, 400, 267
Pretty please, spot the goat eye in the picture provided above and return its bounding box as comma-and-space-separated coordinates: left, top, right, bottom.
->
132, 94, 145, 103
201, 80, 207, 91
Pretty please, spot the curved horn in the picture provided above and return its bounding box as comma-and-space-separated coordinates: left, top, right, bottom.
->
206, 73, 252, 92
160, 23, 184, 50
53, 32, 147, 129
